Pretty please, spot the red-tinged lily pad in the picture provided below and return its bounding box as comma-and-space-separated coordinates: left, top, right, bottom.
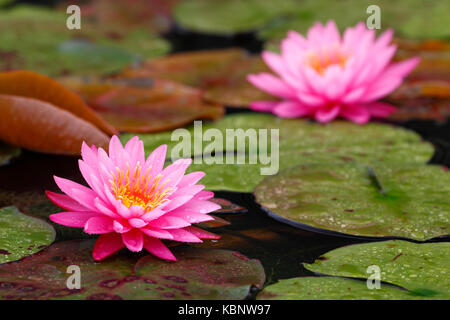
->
121, 49, 274, 107
60, 77, 224, 132
387, 81, 450, 121
75, 0, 178, 34
254, 163, 450, 241
304, 240, 450, 298
394, 39, 450, 82
197, 215, 231, 229
210, 198, 248, 214
0, 143, 20, 167
0, 240, 265, 300
0, 94, 110, 155
0, 206, 55, 264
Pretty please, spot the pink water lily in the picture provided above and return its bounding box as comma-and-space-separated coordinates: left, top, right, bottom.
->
248, 21, 420, 123
47, 136, 221, 261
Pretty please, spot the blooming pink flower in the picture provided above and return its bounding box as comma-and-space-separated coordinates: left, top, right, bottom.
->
248, 21, 420, 123
47, 136, 221, 261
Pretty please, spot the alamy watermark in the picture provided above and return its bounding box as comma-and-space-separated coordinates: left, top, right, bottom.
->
170, 121, 280, 176
366, 265, 381, 289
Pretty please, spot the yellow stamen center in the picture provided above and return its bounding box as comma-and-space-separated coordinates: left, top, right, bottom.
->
110, 162, 172, 213
304, 45, 348, 75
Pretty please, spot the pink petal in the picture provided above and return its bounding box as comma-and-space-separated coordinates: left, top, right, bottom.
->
178, 171, 205, 188
93, 233, 124, 261
81, 141, 99, 172
46, 191, 89, 212
149, 216, 191, 229
365, 102, 397, 118
113, 220, 132, 234
176, 200, 221, 214
167, 210, 214, 224
163, 195, 194, 212
193, 190, 214, 201
340, 105, 370, 124
184, 226, 220, 239
94, 197, 120, 219
122, 229, 144, 252
323, 20, 340, 44
50, 211, 102, 228
129, 218, 148, 228
54, 176, 97, 210
247, 73, 296, 99
249, 101, 279, 112
84, 216, 114, 234
296, 92, 326, 107
172, 184, 204, 198
273, 101, 312, 118
108, 135, 125, 168
168, 229, 202, 243
144, 144, 167, 176
315, 106, 340, 123
143, 236, 176, 261
141, 226, 174, 240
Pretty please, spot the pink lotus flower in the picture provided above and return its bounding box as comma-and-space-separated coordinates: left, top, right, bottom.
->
47, 136, 221, 261
248, 21, 420, 123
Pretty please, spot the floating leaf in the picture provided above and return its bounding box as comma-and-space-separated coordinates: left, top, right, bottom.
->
121, 49, 273, 107
0, 240, 265, 300
60, 77, 224, 132
76, 0, 178, 33
387, 81, 450, 121
0, 189, 93, 240
0, 5, 170, 76
210, 198, 247, 214
258, 276, 429, 300
0, 94, 109, 155
0, 143, 20, 167
260, 0, 450, 43
124, 113, 434, 192
173, 0, 298, 35
0, 206, 55, 264
305, 240, 450, 298
0, 70, 116, 135
254, 163, 450, 240
385, 39, 450, 121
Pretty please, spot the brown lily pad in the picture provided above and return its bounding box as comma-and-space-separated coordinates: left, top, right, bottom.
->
121, 49, 273, 107
60, 77, 224, 132
0, 240, 265, 300
210, 198, 248, 214
0, 70, 116, 135
75, 0, 178, 34
0, 94, 109, 155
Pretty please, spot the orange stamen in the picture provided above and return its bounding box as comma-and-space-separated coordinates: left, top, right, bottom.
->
110, 162, 173, 213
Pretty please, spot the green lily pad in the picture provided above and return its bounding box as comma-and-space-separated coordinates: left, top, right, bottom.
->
122, 113, 434, 192
260, 0, 450, 45
0, 5, 170, 76
0, 142, 20, 166
0, 206, 55, 264
173, 0, 298, 35
254, 163, 450, 240
0, 189, 93, 240
0, 240, 265, 300
304, 240, 450, 298
257, 276, 431, 300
